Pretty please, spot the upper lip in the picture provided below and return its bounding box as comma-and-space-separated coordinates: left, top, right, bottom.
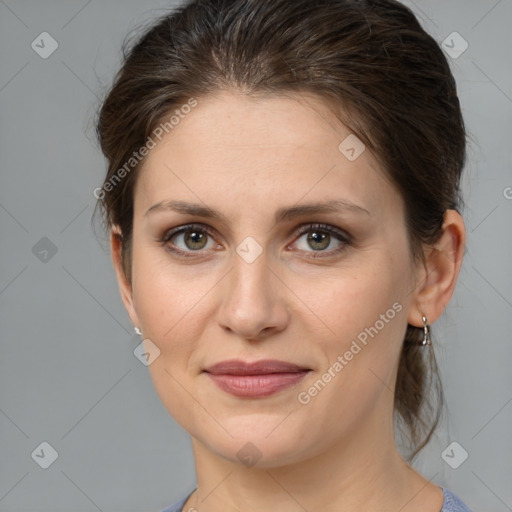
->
204, 359, 311, 375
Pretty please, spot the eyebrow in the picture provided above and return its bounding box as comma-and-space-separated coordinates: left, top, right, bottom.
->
144, 199, 370, 224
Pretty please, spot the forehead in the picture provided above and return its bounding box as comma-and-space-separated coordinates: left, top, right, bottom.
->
135, 91, 401, 221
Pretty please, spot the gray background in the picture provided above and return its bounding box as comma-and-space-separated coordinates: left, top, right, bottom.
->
0, 0, 511, 510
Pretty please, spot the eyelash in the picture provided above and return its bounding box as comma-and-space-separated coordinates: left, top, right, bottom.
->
159, 222, 352, 260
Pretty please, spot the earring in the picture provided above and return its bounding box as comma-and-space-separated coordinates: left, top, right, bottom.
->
419, 315, 431, 346
134, 326, 142, 337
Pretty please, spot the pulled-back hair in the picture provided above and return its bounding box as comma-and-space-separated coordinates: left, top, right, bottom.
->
94, 0, 466, 461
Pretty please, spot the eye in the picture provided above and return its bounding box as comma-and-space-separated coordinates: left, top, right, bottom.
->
290, 223, 351, 258
159, 222, 351, 260
160, 223, 218, 258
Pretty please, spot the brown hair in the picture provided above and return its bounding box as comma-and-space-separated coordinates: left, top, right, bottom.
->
93, 0, 466, 461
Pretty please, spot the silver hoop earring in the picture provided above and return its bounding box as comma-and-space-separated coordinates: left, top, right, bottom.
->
420, 315, 431, 346
134, 326, 142, 337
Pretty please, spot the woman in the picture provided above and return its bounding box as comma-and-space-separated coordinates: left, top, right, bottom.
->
94, 0, 472, 510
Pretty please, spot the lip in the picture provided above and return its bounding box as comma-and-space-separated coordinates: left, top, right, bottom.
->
203, 359, 311, 398
204, 359, 310, 375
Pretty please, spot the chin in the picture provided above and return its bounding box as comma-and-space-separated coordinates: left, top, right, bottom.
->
196, 417, 315, 469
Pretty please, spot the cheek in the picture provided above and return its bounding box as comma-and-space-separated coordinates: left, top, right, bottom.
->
131, 254, 210, 430
291, 268, 406, 437
131, 245, 206, 339
129, 251, 210, 405
301, 262, 402, 343
130, 245, 225, 373
297, 250, 408, 388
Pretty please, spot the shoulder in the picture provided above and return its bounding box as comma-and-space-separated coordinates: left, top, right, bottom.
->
441, 487, 472, 512
160, 487, 472, 512
158, 494, 188, 512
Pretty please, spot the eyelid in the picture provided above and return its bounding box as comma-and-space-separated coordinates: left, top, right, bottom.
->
161, 223, 214, 243
290, 222, 351, 244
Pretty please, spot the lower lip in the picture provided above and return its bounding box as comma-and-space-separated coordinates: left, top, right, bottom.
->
205, 371, 310, 398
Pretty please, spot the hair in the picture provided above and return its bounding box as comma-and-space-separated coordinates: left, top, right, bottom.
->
93, 0, 466, 461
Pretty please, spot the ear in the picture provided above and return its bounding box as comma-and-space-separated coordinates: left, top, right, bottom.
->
110, 226, 141, 330
407, 209, 466, 328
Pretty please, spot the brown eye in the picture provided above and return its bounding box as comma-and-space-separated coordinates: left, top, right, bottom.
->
182, 228, 208, 250
306, 230, 331, 251
161, 224, 217, 257
292, 223, 351, 258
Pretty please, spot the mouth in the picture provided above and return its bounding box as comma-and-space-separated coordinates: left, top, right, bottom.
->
203, 359, 312, 398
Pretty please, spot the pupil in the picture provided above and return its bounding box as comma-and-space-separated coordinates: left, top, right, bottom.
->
308, 231, 329, 250
187, 230, 206, 249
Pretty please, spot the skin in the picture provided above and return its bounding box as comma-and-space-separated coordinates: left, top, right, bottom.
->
110, 90, 465, 512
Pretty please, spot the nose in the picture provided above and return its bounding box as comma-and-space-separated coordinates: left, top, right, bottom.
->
216, 252, 290, 341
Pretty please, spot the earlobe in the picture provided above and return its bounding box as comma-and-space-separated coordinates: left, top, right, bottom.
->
407, 209, 466, 328
110, 227, 140, 328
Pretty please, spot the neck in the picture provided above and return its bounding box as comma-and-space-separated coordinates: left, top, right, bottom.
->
183, 397, 441, 512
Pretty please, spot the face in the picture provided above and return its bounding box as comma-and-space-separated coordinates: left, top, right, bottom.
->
118, 91, 422, 467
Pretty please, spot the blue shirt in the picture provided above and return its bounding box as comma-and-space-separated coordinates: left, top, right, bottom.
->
159, 486, 472, 511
